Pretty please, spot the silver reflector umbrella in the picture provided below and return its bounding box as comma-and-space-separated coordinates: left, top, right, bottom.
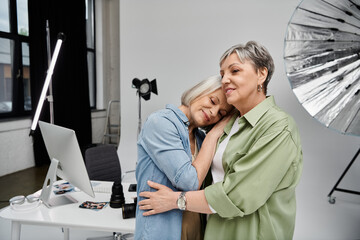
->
284, 0, 360, 136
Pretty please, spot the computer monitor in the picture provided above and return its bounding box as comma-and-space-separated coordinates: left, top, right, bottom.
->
38, 121, 95, 207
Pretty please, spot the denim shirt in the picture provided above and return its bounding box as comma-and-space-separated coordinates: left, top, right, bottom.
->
135, 104, 205, 240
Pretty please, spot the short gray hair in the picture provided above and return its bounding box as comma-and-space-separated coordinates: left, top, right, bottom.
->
181, 75, 222, 106
219, 41, 274, 94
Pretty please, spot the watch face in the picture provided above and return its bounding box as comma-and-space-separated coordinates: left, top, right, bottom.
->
177, 193, 186, 210
178, 198, 186, 208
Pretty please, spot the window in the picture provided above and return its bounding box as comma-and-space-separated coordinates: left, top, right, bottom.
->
0, 0, 95, 117
0, 0, 30, 117
86, 0, 96, 108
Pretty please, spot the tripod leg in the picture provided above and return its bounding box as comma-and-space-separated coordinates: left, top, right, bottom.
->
327, 147, 360, 204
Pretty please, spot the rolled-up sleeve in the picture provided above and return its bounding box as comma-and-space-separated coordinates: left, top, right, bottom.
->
139, 114, 199, 191
205, 128, 300, 218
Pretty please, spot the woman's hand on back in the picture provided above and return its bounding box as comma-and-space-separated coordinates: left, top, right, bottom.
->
208, 110, 235, 139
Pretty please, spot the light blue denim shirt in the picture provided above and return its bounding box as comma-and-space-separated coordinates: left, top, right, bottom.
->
135, 104, 205, 240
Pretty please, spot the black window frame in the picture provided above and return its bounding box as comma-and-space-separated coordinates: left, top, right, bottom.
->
86, 0, 96, 109
0, 0, 30, 119
0, 0, 97, 119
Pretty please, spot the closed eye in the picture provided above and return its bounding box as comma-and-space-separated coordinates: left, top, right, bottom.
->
219, 110, 227, 118
210, 97, 219, 105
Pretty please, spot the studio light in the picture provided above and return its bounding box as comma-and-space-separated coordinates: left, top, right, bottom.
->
132, 78, 158, 101
132, 78, 158, 137
29, 32, 66, 136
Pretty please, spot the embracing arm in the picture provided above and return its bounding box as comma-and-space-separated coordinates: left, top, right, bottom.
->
191, 114, 232, 187
191, 131, 221, 188
139, 124, 302, 217
138, 181, 213, 216
140, 112, 232, 191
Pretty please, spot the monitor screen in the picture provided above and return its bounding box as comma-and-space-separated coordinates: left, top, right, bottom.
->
38, 121, 95, 207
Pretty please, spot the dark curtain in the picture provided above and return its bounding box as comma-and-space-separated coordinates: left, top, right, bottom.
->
28, 0, 92, 166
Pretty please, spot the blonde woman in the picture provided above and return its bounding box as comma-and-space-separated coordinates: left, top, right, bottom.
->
135, 75, 233, 240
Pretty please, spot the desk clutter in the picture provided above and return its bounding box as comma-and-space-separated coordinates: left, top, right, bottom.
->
7, 180, 137, 220
8, 182, 76, 211
53, 182, 75, 195
9, 194, 41, 211
92, 181, 112, 193
110, 180, 137, 219
1, 180, 137, 240
79, 201, 109, 210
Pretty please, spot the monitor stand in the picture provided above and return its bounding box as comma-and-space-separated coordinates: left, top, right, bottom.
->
40, 158, 78, 208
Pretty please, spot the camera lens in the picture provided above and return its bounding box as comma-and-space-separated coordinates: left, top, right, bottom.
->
122, 197, 137, 219
110, 180, 125, 208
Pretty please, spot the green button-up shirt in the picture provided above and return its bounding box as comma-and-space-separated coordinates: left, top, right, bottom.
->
204, 96, 303, 240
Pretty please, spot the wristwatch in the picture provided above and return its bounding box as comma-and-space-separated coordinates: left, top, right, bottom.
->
177, 192, 186, 210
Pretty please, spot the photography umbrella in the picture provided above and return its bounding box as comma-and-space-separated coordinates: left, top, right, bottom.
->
284, 0, 360, 203
284, 0, 360, 136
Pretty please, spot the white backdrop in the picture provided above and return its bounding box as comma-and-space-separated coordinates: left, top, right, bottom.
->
118, 1, 360, 239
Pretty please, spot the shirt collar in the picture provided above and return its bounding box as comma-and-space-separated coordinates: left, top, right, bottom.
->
166, 104, 190, 126
243, 96, 276, 127
224, 111, 240, 135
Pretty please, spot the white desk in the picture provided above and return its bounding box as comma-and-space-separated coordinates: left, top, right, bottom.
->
0, 181, 136, 240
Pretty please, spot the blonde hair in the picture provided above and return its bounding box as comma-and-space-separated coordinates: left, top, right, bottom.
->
181, 75, 222, 106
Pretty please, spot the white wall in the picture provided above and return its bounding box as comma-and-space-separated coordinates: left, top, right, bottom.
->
96, 0, 120, 110
0, 112, 107, 177
0, 119, 35, 176
118, 0, 305, 174
119, 0, 360, 239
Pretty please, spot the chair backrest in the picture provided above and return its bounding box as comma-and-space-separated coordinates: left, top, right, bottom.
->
84, 144, 122, 182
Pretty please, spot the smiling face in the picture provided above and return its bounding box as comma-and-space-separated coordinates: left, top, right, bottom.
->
188, 88, 233, 128
220, 53, 267, 115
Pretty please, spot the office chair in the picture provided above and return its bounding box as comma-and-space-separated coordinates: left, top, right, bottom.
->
85, 144, 134, 240
85, 144, 122, 182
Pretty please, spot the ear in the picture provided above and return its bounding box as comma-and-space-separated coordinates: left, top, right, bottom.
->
257, 67, 268, 85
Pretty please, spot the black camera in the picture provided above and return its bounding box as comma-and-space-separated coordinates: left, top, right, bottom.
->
122, 197, 137, 219
110, 180, 125, 208
109, 180, 137, 219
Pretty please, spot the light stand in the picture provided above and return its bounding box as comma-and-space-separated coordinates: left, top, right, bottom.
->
137, 93, 142, 138
29, 32, 66, 135
132, 78, 158, 136
328, 148, 360, 204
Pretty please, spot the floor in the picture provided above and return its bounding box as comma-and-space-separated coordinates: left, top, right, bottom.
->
0, 164, 49, 209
